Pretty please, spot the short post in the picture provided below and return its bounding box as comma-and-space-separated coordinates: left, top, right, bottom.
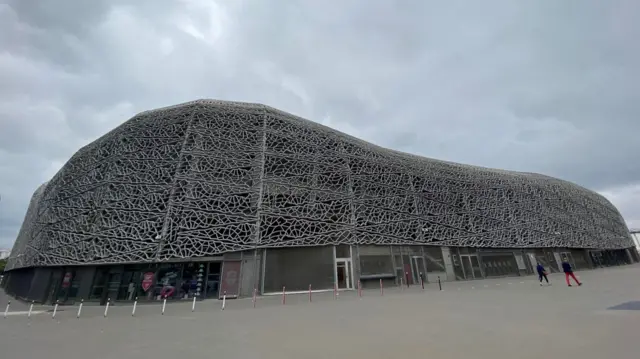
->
308, 284, 312, 303
221, 291, 227, 310
438, 276, 442, 291
104, 298, 110, 318
400, 276, 404, 291
3, 300, 10, 318
421, 276, 425, 290
252, 288, 257, 308
281, 287, 286, 305
52, 300, 59, 319
380, 278, 384, 296
76, 299, 83, 318
191, 296, 196, 312
28, 301, 34, 318
333, 284, 338, 300
161, 296, 167, 315
132, 297, 138, 316
358, 280, 362, 298
405, 272, 410, 288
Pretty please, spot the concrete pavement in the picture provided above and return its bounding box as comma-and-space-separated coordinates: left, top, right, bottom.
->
1, 265, 639, 359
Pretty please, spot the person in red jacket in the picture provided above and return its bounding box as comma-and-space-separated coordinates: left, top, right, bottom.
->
561, 259, 582, 287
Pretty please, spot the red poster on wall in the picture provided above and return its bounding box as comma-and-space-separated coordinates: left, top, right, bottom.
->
141, 272, 155, 292
219, 261, 241, 299
62, 272, 72, 288
404, 263, 413, 285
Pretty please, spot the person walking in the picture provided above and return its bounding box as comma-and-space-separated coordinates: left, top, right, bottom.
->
561, 258, 582, 287
536, 263, 550, 285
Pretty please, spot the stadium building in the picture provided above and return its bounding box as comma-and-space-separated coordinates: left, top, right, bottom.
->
2, 100, 637, 305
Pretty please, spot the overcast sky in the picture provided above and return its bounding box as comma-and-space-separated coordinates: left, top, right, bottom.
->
1, 0, 639, 249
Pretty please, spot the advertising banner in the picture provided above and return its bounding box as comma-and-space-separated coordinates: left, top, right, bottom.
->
141, 272, 155, 292
219, 261, 242, 298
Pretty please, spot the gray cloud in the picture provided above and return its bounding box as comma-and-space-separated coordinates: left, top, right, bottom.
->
1, 0, 639, 248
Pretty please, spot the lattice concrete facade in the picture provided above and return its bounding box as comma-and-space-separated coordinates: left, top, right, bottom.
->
6, 100, 634, 271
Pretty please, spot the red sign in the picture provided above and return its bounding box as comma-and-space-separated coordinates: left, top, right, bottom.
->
404, 264, 413, 285
220, 261, 241, 298
61, 272, 72, 288
141, 272, 154, 292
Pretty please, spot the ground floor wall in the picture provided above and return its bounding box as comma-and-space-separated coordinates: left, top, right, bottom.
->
2, 245, 637, 304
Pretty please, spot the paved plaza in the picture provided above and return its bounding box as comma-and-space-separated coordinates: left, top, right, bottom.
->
1, 265, 639, 359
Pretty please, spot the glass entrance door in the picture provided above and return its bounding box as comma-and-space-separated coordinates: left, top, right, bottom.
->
470, 255, 483, 278
336, 260, 352, 289
461, 255, 474, 279
461, 255, 483, 279
410, 256, 426, 283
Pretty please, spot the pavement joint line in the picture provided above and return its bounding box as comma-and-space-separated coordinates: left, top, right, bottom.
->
3, 311, 46, 316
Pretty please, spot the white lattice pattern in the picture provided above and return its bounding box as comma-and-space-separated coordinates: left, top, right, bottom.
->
6, 100, 633, 270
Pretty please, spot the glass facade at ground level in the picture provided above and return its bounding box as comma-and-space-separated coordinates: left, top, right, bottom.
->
2, 245, 637, 305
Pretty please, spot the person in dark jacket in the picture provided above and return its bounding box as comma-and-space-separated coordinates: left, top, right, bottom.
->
536, 263, 549, 285
561, 259, 582, 287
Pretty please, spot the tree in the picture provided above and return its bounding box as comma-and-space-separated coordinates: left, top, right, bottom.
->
0, 258, 7, 273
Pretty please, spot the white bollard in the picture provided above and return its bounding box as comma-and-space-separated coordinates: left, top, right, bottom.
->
252, 288, 257, 308
3, 301, 9, 318
103, 298, 110, 318
221, 291, 227, 310
161, 297, 167, 315
76, 299, 83, 318
52, 300, 59, 319
132, 297, 138, 316
28, 301, 34, 318
191, 296, 196, 312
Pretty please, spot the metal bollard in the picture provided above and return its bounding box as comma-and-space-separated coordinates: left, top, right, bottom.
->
192, 296, 196, 312
308, 284, 312, 303
380, 278, 384, 296
358, 280, 362, 298
28, 301, 34, 318
104, 298, 110, 318
281, 287, 286, 305
252, 288, 257, 308
222, 291, 227, 310
52, 300, 59, 319
161, 296, 167, 315
132, 297, 138, 316
76, 299, 83, 318
3, 300, 10, 318
438, 276, 442, 291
